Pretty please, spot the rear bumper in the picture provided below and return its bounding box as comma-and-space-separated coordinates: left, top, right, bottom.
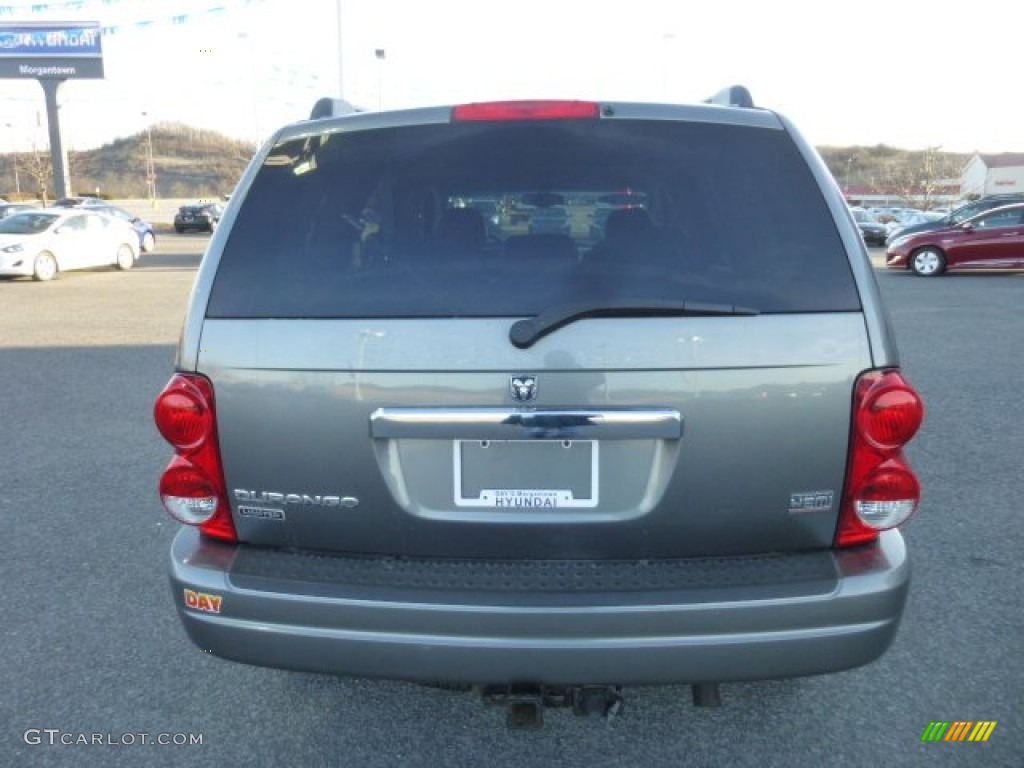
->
169, 527, 910, 685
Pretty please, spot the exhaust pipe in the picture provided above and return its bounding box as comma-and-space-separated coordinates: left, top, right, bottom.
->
692, 683, 722, 707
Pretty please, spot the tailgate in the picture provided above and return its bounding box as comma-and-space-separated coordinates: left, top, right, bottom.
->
198, 313, 870, 559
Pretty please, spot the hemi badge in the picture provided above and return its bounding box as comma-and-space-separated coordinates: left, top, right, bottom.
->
789, 490, 834, 514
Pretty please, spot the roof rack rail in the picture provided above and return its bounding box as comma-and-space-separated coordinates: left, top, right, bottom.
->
703, 85, 755, 109
309, 98, 363, 120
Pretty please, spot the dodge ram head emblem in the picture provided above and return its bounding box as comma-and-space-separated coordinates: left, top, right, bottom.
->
510, 375, 538, 402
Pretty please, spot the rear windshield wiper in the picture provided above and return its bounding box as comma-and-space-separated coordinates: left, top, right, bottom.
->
509, 298, 760, 349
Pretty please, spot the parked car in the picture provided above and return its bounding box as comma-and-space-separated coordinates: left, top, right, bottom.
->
52, 197, 156, 253
0, 208, 138, 281
174, 201, 224, 233
850, 207, 888, 246
884, 193, 1024, 245
886, 202, 1024, 276
97, 205, 156, 253
883, 210, 943, 237
154, 88, 924, 719
0, 202, 39, 220
869, 207, 915, 225
53, 195, 107, 209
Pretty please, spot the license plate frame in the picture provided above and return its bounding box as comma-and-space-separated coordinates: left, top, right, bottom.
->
453, 439, 599, 508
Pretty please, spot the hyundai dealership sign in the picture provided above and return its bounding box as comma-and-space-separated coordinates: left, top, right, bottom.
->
0, 21, 104, 78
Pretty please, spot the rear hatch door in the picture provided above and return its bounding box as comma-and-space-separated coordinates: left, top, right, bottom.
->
198, 107, 868, 559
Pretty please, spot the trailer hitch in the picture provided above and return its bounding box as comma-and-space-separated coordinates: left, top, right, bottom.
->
481, 685, 623, 729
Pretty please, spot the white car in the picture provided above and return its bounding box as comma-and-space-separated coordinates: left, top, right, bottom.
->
0, 208, 139, 281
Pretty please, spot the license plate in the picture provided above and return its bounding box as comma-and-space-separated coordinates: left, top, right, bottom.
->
453, 439, 598, 508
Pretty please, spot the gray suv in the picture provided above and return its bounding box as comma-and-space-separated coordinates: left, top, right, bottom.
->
155, 88, 924, 716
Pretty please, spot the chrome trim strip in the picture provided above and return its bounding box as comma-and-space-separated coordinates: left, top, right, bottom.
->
370, 408, 682, 440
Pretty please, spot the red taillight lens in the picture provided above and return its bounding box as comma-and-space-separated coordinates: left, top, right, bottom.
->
452, 100, 600, 122
857, 379, 924, 451
154, 374, 236, 542
836, 370, 925, 548
154, 377, 213, 452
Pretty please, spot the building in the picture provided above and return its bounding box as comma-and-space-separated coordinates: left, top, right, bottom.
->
960, 153, 1024, 198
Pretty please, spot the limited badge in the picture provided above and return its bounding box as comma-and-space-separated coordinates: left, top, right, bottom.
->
238, 506, 285, 521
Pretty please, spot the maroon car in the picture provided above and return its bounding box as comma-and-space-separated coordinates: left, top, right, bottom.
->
886, 202, 1024, 276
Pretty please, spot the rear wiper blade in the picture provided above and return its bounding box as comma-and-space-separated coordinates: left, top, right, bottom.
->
509, 298, 760, 349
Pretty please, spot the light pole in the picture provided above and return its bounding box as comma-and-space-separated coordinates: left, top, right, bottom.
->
4, 123, 20, 197
845, 156, 856, 197
141, 111, 156, 206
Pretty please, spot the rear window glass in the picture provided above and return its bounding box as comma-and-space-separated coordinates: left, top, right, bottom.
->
207, 118, 859, 318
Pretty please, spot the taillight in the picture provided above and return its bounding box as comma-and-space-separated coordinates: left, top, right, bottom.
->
154, 374, 236, 542
154, 376, 212, 451
836, 370, 924, 548
452, 100, 600, 122
857, 379, 924, 451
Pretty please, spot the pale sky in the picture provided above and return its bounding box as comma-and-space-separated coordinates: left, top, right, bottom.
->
1, 0, 1021, 154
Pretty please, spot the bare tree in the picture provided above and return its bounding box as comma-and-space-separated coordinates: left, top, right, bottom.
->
22, 147, 53, 205
880, 146, 961, 210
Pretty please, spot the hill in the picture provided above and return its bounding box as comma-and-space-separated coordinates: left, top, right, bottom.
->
1, 122, 256, 200
817, 144, 971, 197
0, 129, 976, 204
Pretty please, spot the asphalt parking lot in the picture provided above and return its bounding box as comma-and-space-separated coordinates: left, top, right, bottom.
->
1, 238, 1021, 767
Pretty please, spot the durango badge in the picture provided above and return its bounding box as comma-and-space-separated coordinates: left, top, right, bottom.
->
510, 375, 538, 402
